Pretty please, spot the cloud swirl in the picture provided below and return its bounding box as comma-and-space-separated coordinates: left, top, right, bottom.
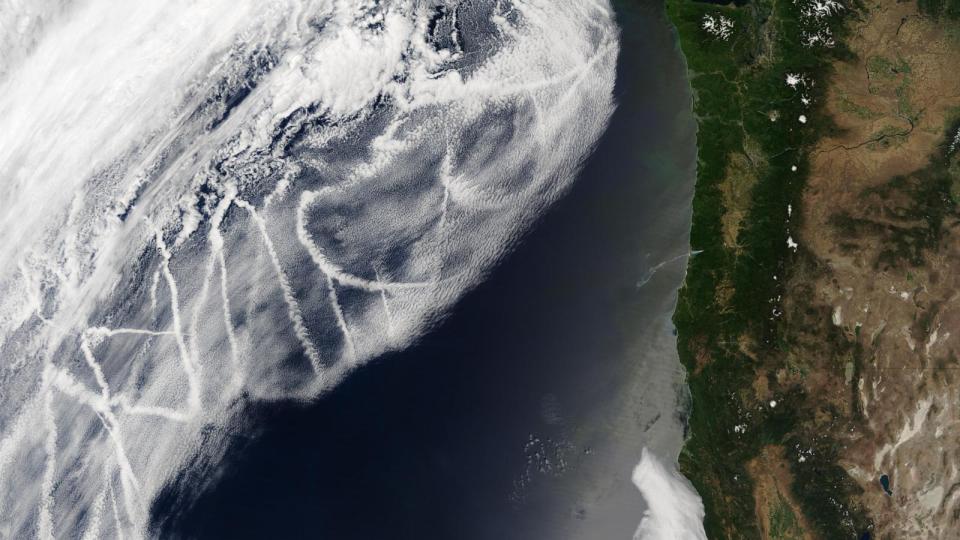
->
0, 0, 618, 537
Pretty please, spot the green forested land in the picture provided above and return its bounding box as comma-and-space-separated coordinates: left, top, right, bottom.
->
665, 0, 872, 537
918, 0, 960, 19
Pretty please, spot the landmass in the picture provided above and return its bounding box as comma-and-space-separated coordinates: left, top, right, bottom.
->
667, 0, 960, 536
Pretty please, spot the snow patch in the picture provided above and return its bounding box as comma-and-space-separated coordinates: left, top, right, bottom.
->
701, 14, 734, 41
949, 127, 960, 155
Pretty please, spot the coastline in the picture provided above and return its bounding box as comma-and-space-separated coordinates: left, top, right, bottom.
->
554, 1, 702, 538
153, 2, 702, 538
664, 0, 868, 536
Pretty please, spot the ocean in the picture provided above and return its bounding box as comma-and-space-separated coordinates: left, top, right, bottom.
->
152, 1, 698, 538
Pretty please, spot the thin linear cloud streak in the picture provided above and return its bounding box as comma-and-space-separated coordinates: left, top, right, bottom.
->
0, 0, 620, 537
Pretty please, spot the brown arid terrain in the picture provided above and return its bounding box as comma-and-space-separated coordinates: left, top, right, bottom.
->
667, 0, 960, 533
748, 446, 816, 540
792, 0, 960, 535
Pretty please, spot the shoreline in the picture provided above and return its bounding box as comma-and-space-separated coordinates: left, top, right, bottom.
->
664, 0, 869, 536
152, 2, 702, 538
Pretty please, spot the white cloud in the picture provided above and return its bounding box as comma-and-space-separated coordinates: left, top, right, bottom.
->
632, 448, 708, 540
0, 0, 621, 537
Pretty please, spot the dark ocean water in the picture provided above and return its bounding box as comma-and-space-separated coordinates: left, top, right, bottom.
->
152, 1, 697, 538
